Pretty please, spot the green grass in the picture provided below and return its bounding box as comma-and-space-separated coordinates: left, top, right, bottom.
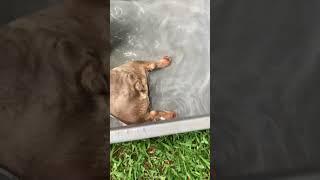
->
110, 130, 210, 180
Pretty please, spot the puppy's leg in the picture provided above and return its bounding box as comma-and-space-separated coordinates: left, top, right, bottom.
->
145, 110, 177, 122
132, 56, 172, 72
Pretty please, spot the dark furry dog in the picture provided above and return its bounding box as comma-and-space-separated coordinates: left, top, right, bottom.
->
0, 0, 108, 179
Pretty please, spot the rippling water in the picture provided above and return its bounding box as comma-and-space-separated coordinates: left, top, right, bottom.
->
110, 0, 210, 128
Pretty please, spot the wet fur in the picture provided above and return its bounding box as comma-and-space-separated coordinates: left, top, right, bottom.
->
110, 57, 176, 125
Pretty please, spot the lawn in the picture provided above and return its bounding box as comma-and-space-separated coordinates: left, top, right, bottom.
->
110, 130, 210, 180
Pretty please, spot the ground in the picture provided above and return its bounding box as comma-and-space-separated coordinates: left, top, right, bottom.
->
110, 130, 210, 179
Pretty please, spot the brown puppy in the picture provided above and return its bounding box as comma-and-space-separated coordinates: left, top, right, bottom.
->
111, 56, 176, 125
0, 0, 108, 179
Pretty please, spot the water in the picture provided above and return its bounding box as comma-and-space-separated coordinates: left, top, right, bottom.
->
110, 0, 210, 128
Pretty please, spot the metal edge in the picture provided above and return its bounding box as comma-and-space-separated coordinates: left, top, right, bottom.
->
110, 115, 210, 144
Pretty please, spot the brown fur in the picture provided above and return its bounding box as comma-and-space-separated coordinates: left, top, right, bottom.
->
110, 56, 176, 125
0, 0, 108, 179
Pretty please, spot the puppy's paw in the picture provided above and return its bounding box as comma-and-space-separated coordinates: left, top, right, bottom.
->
162, 56, 172, 62
160, 111, 176, 120
158, 56, 172, 68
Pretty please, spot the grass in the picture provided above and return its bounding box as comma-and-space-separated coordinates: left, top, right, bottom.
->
110, 130, 210, 180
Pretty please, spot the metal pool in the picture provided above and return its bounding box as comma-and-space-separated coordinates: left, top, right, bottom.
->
110, 0, 210, 144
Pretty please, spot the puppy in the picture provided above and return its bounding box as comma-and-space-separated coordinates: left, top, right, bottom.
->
110, 56, 176, 125
0, 0, 108, 179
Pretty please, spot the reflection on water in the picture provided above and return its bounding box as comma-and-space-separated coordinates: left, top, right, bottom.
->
110, 0, 210, 128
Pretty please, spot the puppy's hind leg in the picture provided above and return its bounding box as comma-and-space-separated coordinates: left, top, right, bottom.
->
145, 110, 177, 122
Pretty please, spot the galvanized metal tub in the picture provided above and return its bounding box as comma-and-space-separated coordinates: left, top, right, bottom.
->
110, 0, 210, 143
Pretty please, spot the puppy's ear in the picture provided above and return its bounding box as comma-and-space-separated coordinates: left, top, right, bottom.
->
80, 61, 108, 95
135, 81, 143, 91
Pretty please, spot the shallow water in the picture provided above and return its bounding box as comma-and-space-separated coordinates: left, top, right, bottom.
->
110, 0, 210, 128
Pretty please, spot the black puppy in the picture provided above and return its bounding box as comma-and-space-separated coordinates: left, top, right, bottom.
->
0, 0, 108, 179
